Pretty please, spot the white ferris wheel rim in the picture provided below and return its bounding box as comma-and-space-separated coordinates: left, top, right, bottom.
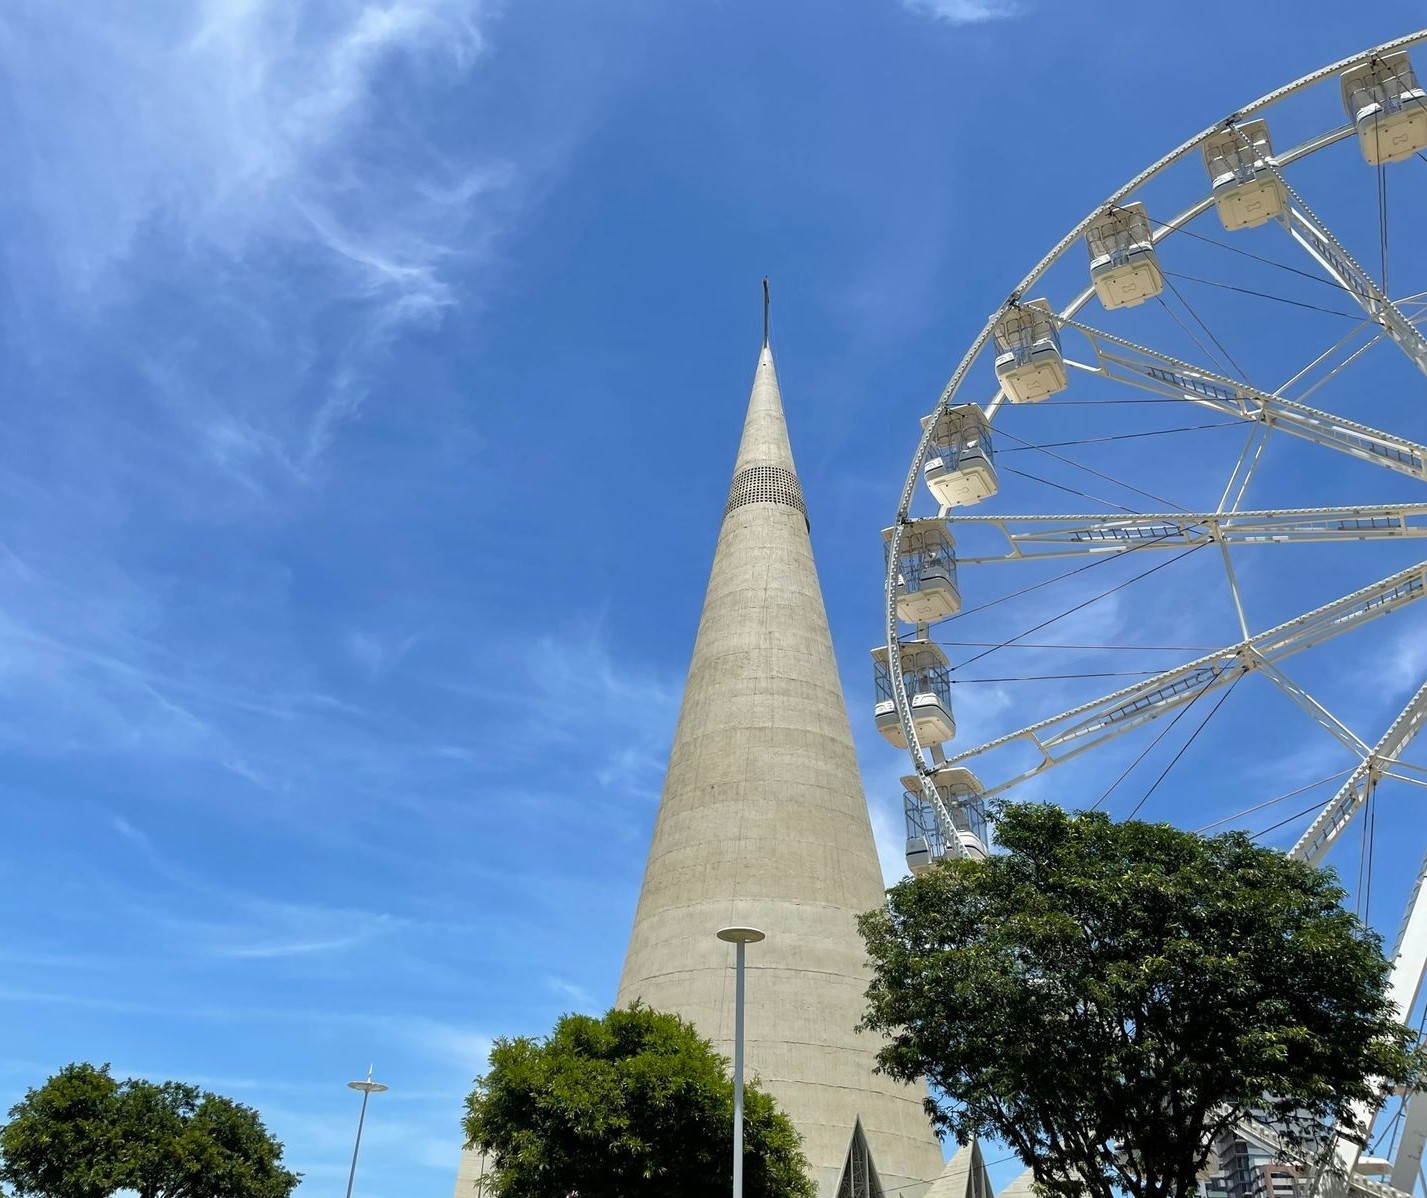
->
884, 32, 1427, 1191
885, 25, 1427, 801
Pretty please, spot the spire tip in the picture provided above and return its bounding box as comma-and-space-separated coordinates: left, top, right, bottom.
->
762, 278, 770, 349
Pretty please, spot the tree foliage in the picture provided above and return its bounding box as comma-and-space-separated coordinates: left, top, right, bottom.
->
858, 802, 1427, 1198
463, 1003, 815, 1198
0, 1064, 299, 1198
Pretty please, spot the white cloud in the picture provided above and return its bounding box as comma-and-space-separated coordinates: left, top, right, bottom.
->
392, 1018, 493, 1072
1, 0, 510, 480
0, 988, 494, 1073
544, 976, 594, 1008
181, 903, 410, 960
899, 0, 1021, 24
108, 813, 417, 960
1378, 622, 1427, 701
527, 623, 682, 801
4, 1, 492, 286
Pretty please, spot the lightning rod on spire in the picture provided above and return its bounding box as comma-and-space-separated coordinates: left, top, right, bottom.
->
762, 277, 770, 348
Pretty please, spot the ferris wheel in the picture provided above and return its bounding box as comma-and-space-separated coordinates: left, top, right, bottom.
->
879, 30, 1427, 1198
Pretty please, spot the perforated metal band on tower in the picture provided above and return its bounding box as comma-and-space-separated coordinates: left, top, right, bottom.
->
725, 464, 808, 522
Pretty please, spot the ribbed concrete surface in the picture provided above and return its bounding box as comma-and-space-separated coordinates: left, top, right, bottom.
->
927, 1141, 993, 1198
996, 1168, 1038, 1198
614, 344, 946, 1197
451, 1148, 489, 1197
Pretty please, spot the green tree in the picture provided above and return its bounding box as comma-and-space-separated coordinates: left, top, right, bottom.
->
112, 1080, 299, 1198
858, 802, 1427, 1198
463, 1003, 815, 1198
0, 1066, 299, 1198
0, 1064, 122, 1198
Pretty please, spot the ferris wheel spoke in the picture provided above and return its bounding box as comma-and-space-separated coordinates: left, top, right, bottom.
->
943, 560, 1427, 798
1057, 315, 1427, 483
1381, 759, 1427, 787
1254, 658, 1369, 757
1287, 327, 1386, 409
1334, 841, 1427, 1193
1277, 310, 1385, 398
1219, 423, 1271, 514
1290, 679, 1427, 865
1388, 845, 1427, 1192
1261, 158, 1427, 375
946, 505, 1427, 564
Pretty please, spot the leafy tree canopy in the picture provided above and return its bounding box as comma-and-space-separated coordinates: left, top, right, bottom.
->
463, 1002, 815, 1198
0, 1063, 299, 1198
858, 802, 1427, 1198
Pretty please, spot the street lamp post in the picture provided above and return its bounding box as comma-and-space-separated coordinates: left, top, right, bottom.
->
716, 926, 766, 1198
344, 1067, 388, 1198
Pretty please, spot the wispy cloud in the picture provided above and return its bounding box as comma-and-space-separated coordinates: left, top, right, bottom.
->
174, 905, 410, 961
1377, 622, 1427, 702
109, 814, 415, 961
5, 0, 493, 288
1, 0, 510, 486
0, 986, 493, 1070
899, 0, 1022, 24
527, 623, 682, 801
544, 976, 594, 1008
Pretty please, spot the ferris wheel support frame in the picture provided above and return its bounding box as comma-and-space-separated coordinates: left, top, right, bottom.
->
949, 505, 1427, 565
1391, 841, 1427, 1191
1292, 681, 1427, 866
1053, 316, 1427, 483
884, 34, 1427, 1183
1280, 683, 1427, 1192
935, 560, 1427, 797
1263, 159, 1427, 376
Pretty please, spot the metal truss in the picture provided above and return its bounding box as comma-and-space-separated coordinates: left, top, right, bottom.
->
1264, 162, 1427, 377
940, 561, 1427, 797
947, 505, 1427, 564
883, 32, 1427, 1198
1056, 316, 1427, 483
1387, 849, 1427, 1191
1276, 683, 1427, 1190
1291, 682, 1427, 865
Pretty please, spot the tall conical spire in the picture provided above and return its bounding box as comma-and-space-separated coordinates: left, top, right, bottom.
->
615, 302, 947, 1196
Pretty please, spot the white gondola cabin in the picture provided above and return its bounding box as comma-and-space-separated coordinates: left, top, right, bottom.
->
872, 641, 955, 749
1202, 120, 1286, 231
922, 404, 998, 508
993, 300, 1067, 404
1341, 52, 1427, 165
883, 521, 960, 625
1086, 203, 1164, 310
901, 767, 988, 874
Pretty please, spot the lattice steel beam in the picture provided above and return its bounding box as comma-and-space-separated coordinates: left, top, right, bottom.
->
941, 561, 1427, 796
1263, 162, 1427, 377
948, 505, 1427, 564
1056, 319, 1427, 484
1290, 681, 1427, 864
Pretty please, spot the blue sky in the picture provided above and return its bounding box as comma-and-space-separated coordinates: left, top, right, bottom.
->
4, 3, 1427, 1196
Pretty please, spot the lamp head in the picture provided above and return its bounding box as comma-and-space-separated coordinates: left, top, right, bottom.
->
716, 926, 766, 945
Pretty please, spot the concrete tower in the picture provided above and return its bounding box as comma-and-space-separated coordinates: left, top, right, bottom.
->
615, 298, 947, 1197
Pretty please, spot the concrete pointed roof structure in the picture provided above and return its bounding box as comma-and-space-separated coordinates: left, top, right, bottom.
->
613, 307, 947, 1196
927, 1141, 994, 1198
996, 1168, 1040, 1198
